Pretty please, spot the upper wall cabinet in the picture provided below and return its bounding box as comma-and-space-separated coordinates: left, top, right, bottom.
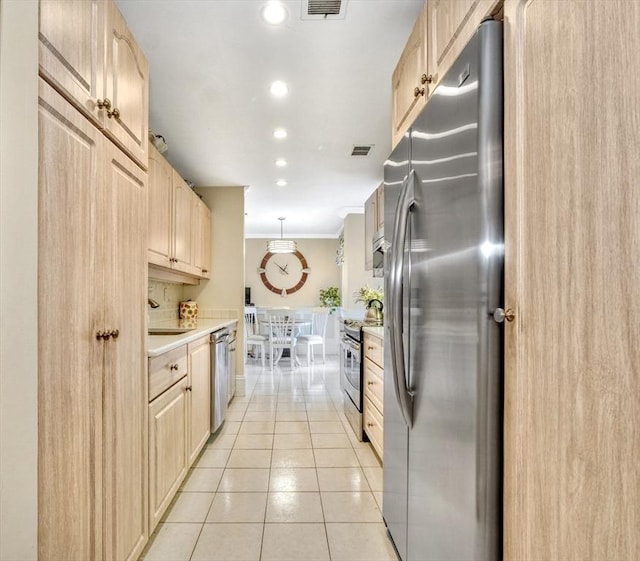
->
364, 183, 384, 272
147, 145, 211, 280
104, 0, 149, 169
39, 0, 149, 169
392, 0, 501, 148
391, 3, 430, 149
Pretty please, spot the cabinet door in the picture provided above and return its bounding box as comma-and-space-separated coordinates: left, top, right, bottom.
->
427, 0, 499, 90
102, 140, 148, 561
38, 77, 104, 561
39, 0, 105, 128
191, 196, 204, 272
391, 3, 428, 148
376, 184, 384, 230
172, 171, 196, 274
504, 1, 640, 559
148, 145, 173, 268
104, 0, 149, 169
201, 203, 212, 279
364, 190, 376, 271
149, 378, 189, 532
188, 337, 211, 465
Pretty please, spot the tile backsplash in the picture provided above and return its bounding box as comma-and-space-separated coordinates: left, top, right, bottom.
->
148, 280, 185, 322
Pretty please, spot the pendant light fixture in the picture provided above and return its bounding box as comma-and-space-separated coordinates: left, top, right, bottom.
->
267, 217, 297, 254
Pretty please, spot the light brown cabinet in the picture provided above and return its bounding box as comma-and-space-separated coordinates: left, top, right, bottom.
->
147, 146, 211, 279
363, 332, 384, 459
38, 77, 148, 561
364, 183, 384, 271
503, 1, 640, 559
391, 2, 430, 149
148, 377, 188, 533
392, 0, 501, 149
187, 337, 212, 464
39, 0, 149, 169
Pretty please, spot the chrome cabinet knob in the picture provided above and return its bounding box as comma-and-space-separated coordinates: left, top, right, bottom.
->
110, 329, 119, 340
107, 107, 120, 119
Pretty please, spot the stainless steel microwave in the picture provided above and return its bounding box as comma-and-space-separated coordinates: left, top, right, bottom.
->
372, 228, 384, 277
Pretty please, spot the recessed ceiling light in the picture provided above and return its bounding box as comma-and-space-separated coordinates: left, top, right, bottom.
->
270, 80, 289, 97
261, 1, 287, 25
275, 158, 287, 167
276, 179, 287, 187
273, 128, 288, 139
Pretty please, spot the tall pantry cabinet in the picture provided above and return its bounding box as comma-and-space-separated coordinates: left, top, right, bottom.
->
38, 1, 149, 560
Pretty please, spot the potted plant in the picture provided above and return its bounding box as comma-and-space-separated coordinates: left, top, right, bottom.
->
319, 286, 341, 314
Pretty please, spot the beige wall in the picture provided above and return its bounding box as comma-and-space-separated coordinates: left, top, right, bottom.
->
340, 214, 380, 314
0, 0, 39, 558
245, 238, 341, 309
184, 187, 245, 374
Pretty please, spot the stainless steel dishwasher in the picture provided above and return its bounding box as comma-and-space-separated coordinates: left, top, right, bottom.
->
227, 327, 237, 404
210, 328, 229, 432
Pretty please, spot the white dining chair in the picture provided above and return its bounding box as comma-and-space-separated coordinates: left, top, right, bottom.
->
244, 310, 266, 366
268, 314, 297, 369
296, 309, 329, 365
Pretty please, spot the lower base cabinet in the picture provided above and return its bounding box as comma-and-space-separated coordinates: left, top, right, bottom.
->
148, 377, 189, 532
188, 337, 212, 465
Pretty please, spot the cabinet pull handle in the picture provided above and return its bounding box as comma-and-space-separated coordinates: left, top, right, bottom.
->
420, 73, 433, 85
107, 107, 120, 120
96, 331, 106, 340
414, 86, 425, 98
169, 364, 179, 371
186, 386, 193, 392
367, 380, 375, 386
97, 98, 111, 110
367, 422, 375, 428
109, 329, 120, 340
367, 346, 374, 350
202, 269, 208, 273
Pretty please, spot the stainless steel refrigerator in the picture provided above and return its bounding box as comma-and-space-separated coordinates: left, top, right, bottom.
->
383, 20, 503, 561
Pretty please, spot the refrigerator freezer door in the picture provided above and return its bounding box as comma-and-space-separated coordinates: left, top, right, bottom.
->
406, 21, 503, 561
383, 132, 411, 561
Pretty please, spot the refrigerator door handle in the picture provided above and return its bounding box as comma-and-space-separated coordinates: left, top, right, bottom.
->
389, 169, 416, 429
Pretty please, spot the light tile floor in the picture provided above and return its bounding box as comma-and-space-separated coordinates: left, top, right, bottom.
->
141, 355, 397, 561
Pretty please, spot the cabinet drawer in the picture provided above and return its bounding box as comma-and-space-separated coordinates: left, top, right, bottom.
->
363, 333, 384, 368
364, 357, 384, 415
149, 345, 187, 401
364, 395, 384, 461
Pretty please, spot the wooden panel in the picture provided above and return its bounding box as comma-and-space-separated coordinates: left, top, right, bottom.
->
428, 0, 499, 90
201, 202, 212, 279
104, 0, 149, 169
172, 171, 195, 275
38, 77, 103, 561
192, 196, 204, 272
391, 3, 428, 148
364, 190, 376, 270
149, 345, 188, 402
187, 337, 211, 465
148, 144, 173, 268
101, 139, 148, 561
504, 1, 640, 559
148, 377, 188, 532
363, 332, 383, 368
376, 183, 385, 229
364, 396, 384, 460
39, 0, 105, 128
364, 357, 384, 415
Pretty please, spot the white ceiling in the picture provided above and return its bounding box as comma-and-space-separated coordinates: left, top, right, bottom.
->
116, 0, 423, 238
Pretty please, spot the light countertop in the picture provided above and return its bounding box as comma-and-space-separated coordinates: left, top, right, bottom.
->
148, 319, 238, 357
362, 325, 384, 338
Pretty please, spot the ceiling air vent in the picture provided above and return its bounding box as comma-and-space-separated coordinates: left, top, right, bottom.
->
351, 145, 373, 157
302, 0, 347, 20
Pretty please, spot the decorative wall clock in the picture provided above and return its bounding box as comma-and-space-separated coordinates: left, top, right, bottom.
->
258, 250, 311, 296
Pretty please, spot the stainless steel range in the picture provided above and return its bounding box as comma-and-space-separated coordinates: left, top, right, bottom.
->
340, 319, 379, 440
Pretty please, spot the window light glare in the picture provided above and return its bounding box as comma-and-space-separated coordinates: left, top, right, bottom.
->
273, 128, 288, 139
261, 2, 287, 25
275, 158, 287, 167
270, 80, 289, 97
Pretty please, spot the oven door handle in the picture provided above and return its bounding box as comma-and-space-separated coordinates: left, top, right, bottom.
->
341, 336, 361, 353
